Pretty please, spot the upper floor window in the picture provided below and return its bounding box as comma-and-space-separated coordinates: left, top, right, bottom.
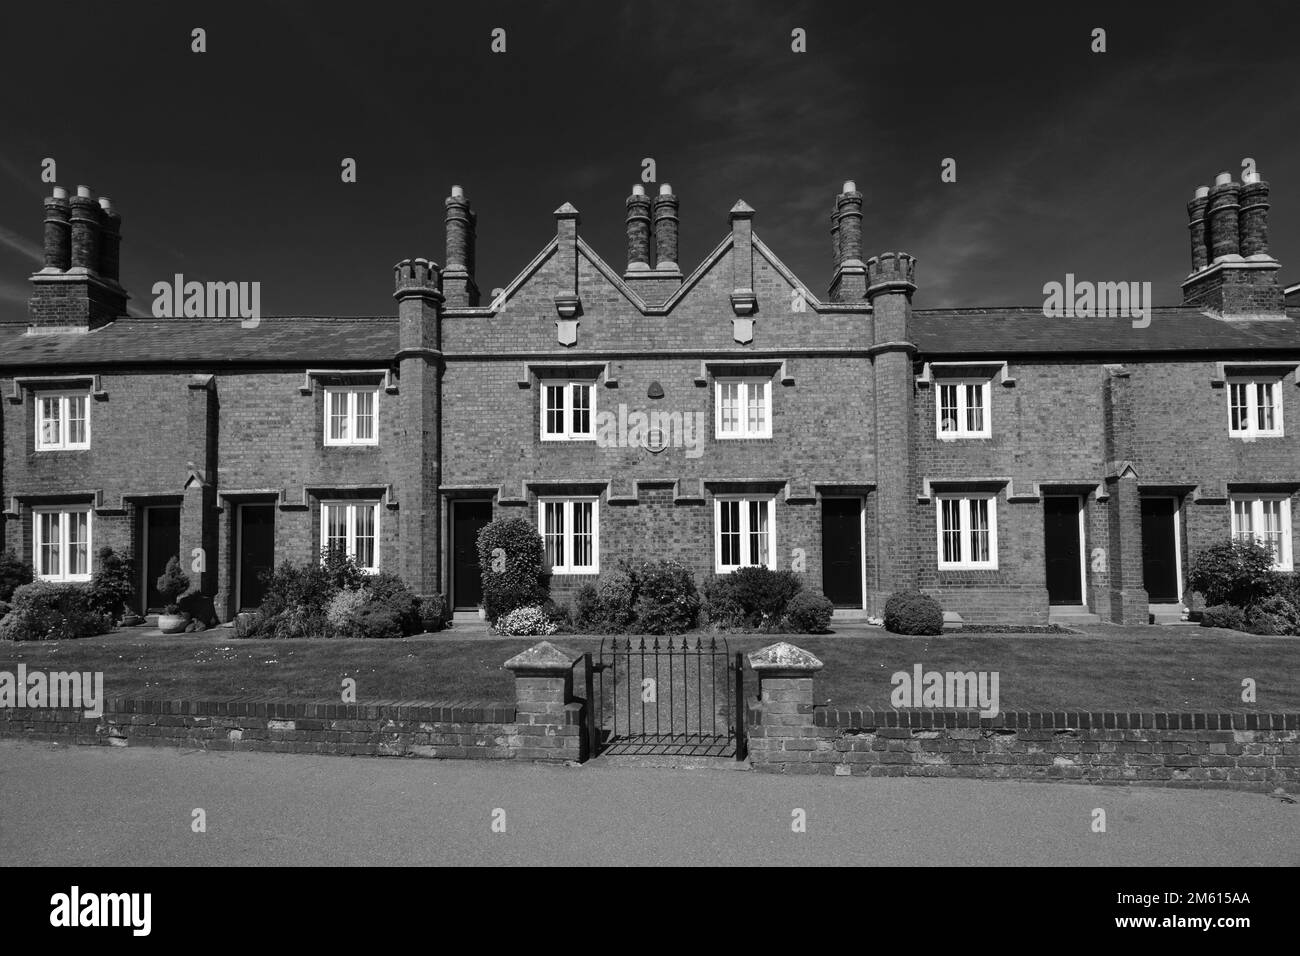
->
715, 496, 776, 571
34, 506, 92, 582
539, 498, 599, 574
324, 387, 379, 446
1231, 495, 1293, 571
541, 380, 594, 441
716, 377, 771, 439
936, 494, 998, 569
936, 380, 991, 438
35, 393, 90, 451
1227, 378, 1283, 438
321, 501, 380, 573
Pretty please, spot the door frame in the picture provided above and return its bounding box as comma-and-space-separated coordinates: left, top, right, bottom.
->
234, 502, 275, 612
139, 503, 180, 613
821, 495, 866, 611
451, 499, 494, 611
1143, 494, 1183, 604
1043, 494, 1087, 608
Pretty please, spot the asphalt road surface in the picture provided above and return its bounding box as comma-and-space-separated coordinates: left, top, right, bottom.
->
1, 740, 1296, 866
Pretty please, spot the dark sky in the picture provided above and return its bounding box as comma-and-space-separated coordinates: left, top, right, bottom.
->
3, 0, 1299, 319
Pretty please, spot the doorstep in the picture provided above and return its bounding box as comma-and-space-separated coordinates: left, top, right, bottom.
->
1048, 605, 1101, 625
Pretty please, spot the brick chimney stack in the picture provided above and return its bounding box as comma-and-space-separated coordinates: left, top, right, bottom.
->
443, 186, 479, 308
1186, 185, 1210, 273
653, 184, 680, 273
1182, 166, 1283, 317
1239, 169, 1271, 258
829, 181, 867, 301
28, 184, 128, 331
41, 187, 71, 272
626, 185, 651, 272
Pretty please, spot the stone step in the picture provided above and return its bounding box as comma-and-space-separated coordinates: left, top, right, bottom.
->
1048, 607, 1101, 625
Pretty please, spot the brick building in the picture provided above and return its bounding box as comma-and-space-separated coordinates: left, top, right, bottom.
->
1, 171, 1297, 625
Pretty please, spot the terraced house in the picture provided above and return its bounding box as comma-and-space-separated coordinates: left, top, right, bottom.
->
1, 170, 1297, 626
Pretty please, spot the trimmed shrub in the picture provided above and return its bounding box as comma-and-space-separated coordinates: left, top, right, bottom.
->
884, 590, 944, 636
155, 556, 191, 614
632, 560, 700, 634
0, 580, 109, 641
573, 570, 637, 633
1188, 539, 1280, 609
256, 560, 337, 638
326, 588, 371, 638
477, 517, 548, 621
0, 550, 34, 602
417, 593, 450, 633
363, 572, 421, 635
89, 546, 135, 624
0, 600, 11, 621
1199, 604, 1245, 631
703, 567, 802, 630
783, 591, 835, 633
1244, 596, 1300, 636
541, 598, 570, 629
346, 602, 403, 640
494, 604, 559, 637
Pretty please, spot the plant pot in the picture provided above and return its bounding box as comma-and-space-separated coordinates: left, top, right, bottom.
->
158, 613, 189, 634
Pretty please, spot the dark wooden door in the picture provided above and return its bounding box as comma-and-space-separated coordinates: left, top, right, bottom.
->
143, 507, 180, 611
453, 501, 493, 609
1141, 498, 1179, 603
1043, 497, 1083, 605
238, 505, 276, 610
821, 498, 863, 608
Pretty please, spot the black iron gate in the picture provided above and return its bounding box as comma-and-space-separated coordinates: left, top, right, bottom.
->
585, 637, 745, 759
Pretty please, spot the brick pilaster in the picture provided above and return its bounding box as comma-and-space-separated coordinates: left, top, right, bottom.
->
503, 641, 586, 762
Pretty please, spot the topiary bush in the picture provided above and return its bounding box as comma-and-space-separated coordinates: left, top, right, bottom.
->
89, 546, 135, 624
326, 588, 371, 638
155, 556, 191, 615
346, 602, 403, 640
493, 604, 559, 637
702, 567, 802, 630
631, 560, 700, 634
0, 550, 34, 603
1199, 604, 1246, 631
783, 591, 835, 633
883, 590, 945, 636
477, 516, 548, 622
0, 580, 109, 641
362, 571, 421, 634
1188, 539, 1280, 609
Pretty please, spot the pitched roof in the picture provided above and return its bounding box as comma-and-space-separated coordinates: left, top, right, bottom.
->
0, 317, 398, 368
911, 307, 1300, 356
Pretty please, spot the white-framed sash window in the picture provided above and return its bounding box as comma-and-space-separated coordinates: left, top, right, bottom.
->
715, 378, 772, 439
540, 381, 595, 441
936, 494, 998, 569
715, 496, 776, 571
1227, 379, 1283, 438
1230, 495, 1293, 570
323, 387, 379, 446
33, 506, 92, 581
320, 501, 380, 572
35, 393, 90, 451
538, 498, 599, 573
936, 379, 992, 438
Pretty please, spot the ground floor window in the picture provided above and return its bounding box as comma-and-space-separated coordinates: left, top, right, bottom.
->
33, 506, 92, 581
936, 494, 998, 569
715, 496, 775, 571
1231, 496, 1293, 570
539, 498, 598, 574
320, 501, 380, 573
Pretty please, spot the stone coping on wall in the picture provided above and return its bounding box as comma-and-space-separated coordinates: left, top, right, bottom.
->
804, 708, 1300, 731
81, 697, 518, 723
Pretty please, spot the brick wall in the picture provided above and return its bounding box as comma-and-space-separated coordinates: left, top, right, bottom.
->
748, 705, 1300, 791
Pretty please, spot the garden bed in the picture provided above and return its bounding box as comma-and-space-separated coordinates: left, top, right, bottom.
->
3, 626, 1297, 712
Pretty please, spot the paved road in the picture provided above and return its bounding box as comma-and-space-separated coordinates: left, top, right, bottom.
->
1, 740, 1296, 866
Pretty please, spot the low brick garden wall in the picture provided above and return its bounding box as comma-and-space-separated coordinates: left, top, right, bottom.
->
746, 643, 1300, 792
0, 641, 587, 763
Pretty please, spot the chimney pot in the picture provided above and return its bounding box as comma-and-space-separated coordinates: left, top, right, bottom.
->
1194, 185, 1209, 199
450, 184, 464, 198
842, 180, 856, 193
659, 183, 672, 196
52, 186, 67, 200
76, 185, 93, 199
444, 185, 478, 306
652, 185, 679, 270
632, 184, 645, 196
1214, 172, 1233, 187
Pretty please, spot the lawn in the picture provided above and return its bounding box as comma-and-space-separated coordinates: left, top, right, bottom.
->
1, 624, 1297, 712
